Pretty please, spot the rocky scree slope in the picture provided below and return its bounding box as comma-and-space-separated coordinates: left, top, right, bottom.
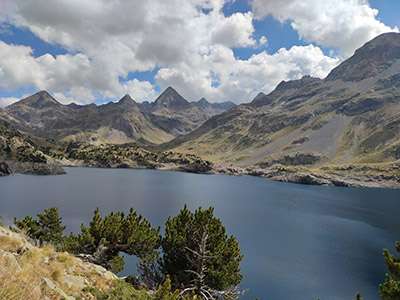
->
164, 32, 400, 173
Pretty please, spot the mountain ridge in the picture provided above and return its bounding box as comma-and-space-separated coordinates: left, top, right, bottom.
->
161, 32, 400, 170
0, 87, 236, 145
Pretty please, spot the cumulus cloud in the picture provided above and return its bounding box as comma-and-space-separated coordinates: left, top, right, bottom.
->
156, 44, 339, 102
0, 97, 20, 108
251, 0, 399, 56
1, 0, 389, 104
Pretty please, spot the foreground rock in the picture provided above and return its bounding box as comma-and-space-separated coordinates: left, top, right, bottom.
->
0, 226, 151, 300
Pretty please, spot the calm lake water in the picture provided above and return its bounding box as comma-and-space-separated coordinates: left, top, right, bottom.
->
1, 167, 400, 300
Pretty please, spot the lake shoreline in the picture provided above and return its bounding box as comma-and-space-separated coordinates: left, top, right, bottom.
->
56, 159, 400, 189
2, 158, 398, 189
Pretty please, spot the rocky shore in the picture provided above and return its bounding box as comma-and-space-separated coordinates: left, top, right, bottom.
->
0, 162, 12, 176
2, 155, 399, 189
2, 154, 398, 189
56, 158, 400, 189
7, 161, 66, 175
213, 165, 400, 189
0, 160, 66, 176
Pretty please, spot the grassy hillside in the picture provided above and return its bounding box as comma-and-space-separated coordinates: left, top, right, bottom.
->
162, 33, 400, 173
0, 226, 152, 300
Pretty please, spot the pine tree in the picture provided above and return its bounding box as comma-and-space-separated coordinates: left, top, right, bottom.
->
14, 207, 65, 247
64, 207, 161, 273
37, 207, 66, 245
380, 242, 400, 300
161, 205, 243, 299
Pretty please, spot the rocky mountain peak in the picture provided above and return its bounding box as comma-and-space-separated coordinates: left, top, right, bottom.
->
17, 90, 61, 109
275, 76, 321, 93
196, 97, 211, 108
118, 94, 139, 108
253, 92, 266, 101
152, 87, 191, 111
326, 32, 400, 82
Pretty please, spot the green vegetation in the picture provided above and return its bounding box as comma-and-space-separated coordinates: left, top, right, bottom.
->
63, 142, 213, 171
14, 207, 66, 247
83, 279, 153, 300
155, 276, 181, 300
63, 207, 161, 273
380, 242, 400, 299
258, 152, 324, 168
162, 205, 243, 299
11, 205, 243, 299
0, 120, 49, 163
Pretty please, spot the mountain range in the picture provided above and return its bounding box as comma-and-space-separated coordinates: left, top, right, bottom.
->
0, 87, 235, 145
0, 32, 399, 183
163, 32, 400, 169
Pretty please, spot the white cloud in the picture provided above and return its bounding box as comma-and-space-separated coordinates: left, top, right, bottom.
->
0, 97, 19, 107
118, 79, 158, 103
53, 87, 96, 105
156, 44, 339, 103
1, 0, 392, 104
211, 12, 256, 47
250, 0, 399, 56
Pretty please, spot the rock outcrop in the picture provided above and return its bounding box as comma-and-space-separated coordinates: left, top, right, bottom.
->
0, 162, 12, 176
5, 161, 66, 175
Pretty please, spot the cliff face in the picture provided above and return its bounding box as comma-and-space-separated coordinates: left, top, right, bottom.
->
0, 226, 151, 300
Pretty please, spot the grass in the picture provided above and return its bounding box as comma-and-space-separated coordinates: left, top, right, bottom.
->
0, 226, 151, 300
84, 279, 153, 300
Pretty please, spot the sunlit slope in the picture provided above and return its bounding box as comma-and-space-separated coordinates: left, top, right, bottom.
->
165, 32, 400, 168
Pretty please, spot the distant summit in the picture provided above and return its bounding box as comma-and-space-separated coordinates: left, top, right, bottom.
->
162, 32, 400, 168
195, 97, 236, 111
195, 97, 211, 109
19, 90, 61, 109
151, 87, 191, 111
326, 32, 400, 82
117, 94, 140, 109
0, 86, 235, 145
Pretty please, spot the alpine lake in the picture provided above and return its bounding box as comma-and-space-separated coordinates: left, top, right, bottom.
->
1, 167, 400, 300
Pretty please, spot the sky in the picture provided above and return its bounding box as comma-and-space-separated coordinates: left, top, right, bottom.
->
0, 0, 399, 107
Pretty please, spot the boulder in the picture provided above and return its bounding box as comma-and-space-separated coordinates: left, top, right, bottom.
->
0, 162, 12, 176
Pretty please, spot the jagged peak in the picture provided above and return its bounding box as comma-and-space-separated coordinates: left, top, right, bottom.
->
36, 90, 52, 97
118, 94, 138, 105
152, 87, 191, 110
197, 97, 209, 103
253, 92, 266, 101
16, 90, 61, 109
326, 32, 400, 82
276, 76, 320, 92
195, 97, 211, 108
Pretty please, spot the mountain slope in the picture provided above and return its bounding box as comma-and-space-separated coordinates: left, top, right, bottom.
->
163, 32, 400, 168
0, 92, 174, 144
0, 119, 65, 174
142, 87, 237, 135
0, 89, 235, 145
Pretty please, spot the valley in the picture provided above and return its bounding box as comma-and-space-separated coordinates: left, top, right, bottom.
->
1, 32, 400, 189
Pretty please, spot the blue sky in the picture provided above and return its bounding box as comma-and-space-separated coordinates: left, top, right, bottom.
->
0, 0, 399, 106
